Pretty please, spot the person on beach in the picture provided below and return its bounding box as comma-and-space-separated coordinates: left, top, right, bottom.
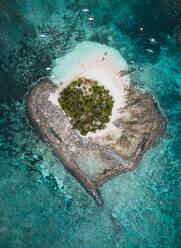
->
102, 51, 108, 61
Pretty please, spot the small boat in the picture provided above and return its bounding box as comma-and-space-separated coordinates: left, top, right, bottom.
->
39, 34, 46, 38
86, 16, 95, 22
139, 27, 144, 32
81, 8, 89, 12
138, 66, 144, 72
148, 37, 156, 44
146, 49, 154, 53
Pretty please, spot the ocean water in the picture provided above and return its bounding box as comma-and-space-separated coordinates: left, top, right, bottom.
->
0, 0, 181, 247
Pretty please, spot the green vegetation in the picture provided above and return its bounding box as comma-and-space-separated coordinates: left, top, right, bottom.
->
58, 77, 114, 135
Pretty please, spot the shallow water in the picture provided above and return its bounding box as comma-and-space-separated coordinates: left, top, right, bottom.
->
0, 0, 181, 247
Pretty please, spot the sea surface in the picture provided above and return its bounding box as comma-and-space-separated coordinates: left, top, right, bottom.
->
0, 1, 181, 247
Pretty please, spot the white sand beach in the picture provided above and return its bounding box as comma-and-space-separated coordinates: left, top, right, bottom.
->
48, 41, 130, 138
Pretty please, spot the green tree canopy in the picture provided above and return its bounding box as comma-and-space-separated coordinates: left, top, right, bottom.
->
58, 77, 114, 135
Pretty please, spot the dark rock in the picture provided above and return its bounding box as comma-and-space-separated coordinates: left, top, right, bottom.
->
118, 67, 136, 77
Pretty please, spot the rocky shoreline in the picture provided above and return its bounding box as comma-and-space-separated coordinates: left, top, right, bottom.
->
26, 79, 165, 204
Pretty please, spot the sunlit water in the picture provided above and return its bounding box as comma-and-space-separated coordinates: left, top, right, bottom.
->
0, 1, 180, 247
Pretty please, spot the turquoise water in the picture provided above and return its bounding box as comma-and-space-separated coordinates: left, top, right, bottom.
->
0, 1, 181, 247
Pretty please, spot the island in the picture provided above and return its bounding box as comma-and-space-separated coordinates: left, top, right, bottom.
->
26, 41, 165, 204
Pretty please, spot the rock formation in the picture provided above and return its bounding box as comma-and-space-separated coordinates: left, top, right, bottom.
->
26, 79, 165, 204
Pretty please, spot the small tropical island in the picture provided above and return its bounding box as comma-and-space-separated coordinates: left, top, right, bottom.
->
26, 41, 165, 204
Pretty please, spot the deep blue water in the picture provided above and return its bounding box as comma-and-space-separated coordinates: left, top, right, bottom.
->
0, 1, 181, 247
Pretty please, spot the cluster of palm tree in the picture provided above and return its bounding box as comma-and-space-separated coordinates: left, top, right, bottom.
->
58, 77, 114, 135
